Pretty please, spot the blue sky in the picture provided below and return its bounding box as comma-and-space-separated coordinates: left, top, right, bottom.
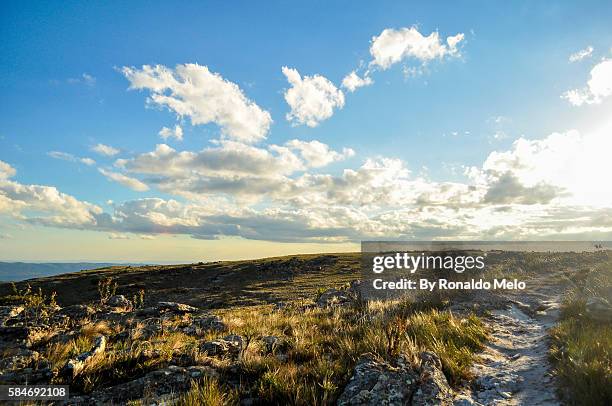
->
1, 1, 611, 261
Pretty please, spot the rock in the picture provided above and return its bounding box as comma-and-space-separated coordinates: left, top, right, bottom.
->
61, 335, 106, 378
452, 396, 477, 406
0, 305, 24, 325
317, 281, 363, 307
0, 326, 52, 349
89, 365, 218, 404
201, 335, 243, 357
138, 302, 199, 317
0, 348, 54, 384
585, 297, 612, 322
261, 335, 280, 354
106, 295, 131, 309
184, 315, 226, 334
58, 304, 95, 320
412, 352, 453, 406
337, 353, 417, 405
0, 348, 41, 371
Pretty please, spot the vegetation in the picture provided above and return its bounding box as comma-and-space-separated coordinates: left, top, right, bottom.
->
97, 277, 118, 304
215, 298, 488, 404
550, 262, 612, 405
177, 377, 239, 406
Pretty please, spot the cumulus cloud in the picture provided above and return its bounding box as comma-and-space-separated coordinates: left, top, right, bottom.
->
98, 168, 149, 192
122, 64, 272, 143
4, 121, 612, 242
285, 140, 354, 167
0, 160, 17, 180
48, 151, 96, 166
0, 161, 102, 226
562, 58, 612, 105
569, 46, 594, 62
341, 71, 373, 92
369, 27, 464, 70
282, 67, 345, 127
92, 143, 120, 157
159, 125, 183, 141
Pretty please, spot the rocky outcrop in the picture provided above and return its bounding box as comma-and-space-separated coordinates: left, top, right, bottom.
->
87, 365, 218, 405
201, 334, 243, 357
0, 348, 54, 384
337, 353, 417, 405
317, 281, 363, 307
61, 335, 106, 378
183, 314, 227, 335
585, 297, 612, 322
412, 352, 453, 406
137, 301, 199, 317
0, 326, 52, 349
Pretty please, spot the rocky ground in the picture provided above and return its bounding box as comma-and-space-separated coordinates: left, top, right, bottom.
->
0, 251, 609, 405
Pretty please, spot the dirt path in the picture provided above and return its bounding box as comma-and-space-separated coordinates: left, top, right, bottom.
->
454, 273, 570, 405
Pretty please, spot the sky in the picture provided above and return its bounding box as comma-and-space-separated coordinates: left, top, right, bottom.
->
1, 1, 612, 262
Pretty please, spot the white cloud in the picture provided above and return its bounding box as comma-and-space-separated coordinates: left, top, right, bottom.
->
369, 26, 464, 70
569, 46, 594, 63
341, 71, 373, 92
48, 151, 96, 166
0, 160, 17, 180
562, 58, 612, 105
92, 143, 120, 157
285, 139, 354, 167
122, 64, 272, 143
98, 168, 149, 192
159, 125, 183, 141
0, 162, 102, 226
282, 67, 345, 127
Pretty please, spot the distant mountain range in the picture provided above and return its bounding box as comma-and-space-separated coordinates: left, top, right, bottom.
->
0, 262, 147, 282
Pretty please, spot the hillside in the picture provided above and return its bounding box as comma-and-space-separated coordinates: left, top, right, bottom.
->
0, 251, 610, 405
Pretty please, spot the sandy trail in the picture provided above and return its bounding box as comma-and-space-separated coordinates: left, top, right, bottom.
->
456, 276, 568, 405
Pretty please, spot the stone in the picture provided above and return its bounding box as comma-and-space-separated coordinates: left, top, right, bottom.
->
585, 297, 612, 322
412, 352, 453, 406
89, 365, 218, 405
317, 281, 363, 307
337, 353, 417, 405
0, 305, 24, 325
185, 315, 226, 334
138, 301, 199, 317
58, 304, 95, 320
106, 295, 131, 309
61, 335, 106, 378
201, 334, 243, 357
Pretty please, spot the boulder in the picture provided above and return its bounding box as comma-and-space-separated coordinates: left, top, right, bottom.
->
412, 352, 453, 406
337, 353, 417, 405
201, 334, 243, 357
585, 297, 612, 323
106, 295, 131, 309
61, 335, 106, 378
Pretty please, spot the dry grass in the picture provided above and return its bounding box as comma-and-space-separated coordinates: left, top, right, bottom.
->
550, 261, 612, 405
